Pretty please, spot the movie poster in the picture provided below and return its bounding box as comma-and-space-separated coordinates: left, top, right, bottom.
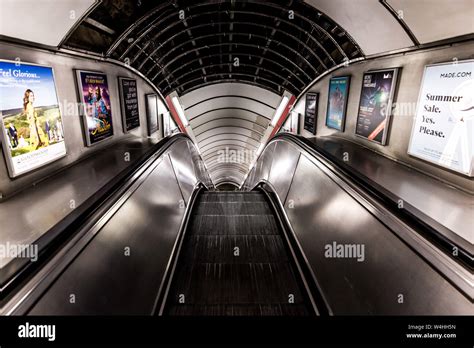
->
304, 93, 318, 135
356, 68, 399, 145
145, 93, 159, 136
76, 70, 113, 145
118, 77, 140, 132
326, 76, 350, 131
0, 60, 66, 178
408, 60, 473, 176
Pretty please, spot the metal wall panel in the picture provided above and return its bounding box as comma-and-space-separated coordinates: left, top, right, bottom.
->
282, 154, 472, 314
168, 140, 199, 203
243, 137, 473, 314
28, 155, 186, 315
268, 141, 301, 202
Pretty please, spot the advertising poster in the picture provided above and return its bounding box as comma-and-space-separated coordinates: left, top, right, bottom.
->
0, 60, 66, 178
326, 76, 350, 131
356, 68, 399, 145
408, 60, 473, 176
118, 77, 140, 132
76, 70, 113, 146
145, 93, 159, 136
304, 93, 318, 135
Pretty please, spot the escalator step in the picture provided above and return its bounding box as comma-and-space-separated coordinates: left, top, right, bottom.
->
189, 215, 279, 236
165, 191, 312, 316
193, 201, 272, 215
199, 192, 266, 203
180, 235, 290, 263
168, 303, 309, 316
168, 262, 306, 306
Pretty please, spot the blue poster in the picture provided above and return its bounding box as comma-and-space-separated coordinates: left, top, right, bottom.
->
0, 60, 66, 177
326, 76, 350, 131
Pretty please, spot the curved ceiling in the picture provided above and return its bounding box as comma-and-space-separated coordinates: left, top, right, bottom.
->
60, 0, 364, 185
64, 0, 363, 97
5, 0, 469, 185
180, 82, 280, 185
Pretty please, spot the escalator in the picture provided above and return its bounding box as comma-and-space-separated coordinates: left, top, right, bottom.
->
162, 191, 315, 316
1, 133, 471, 316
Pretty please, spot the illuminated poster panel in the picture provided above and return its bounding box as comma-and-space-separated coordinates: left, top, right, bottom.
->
76, 70, 113, 146
356, 68, 399, 145
0, 60, 66, 178
326, 76, 350, 131
304, 93, 318, 135
145, 93, 159, 136
118, 77, 140, 132
408, 60, 473, 176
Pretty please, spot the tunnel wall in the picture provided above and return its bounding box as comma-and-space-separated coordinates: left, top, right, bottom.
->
292, 40, 474, 193
0, 42, 166, 199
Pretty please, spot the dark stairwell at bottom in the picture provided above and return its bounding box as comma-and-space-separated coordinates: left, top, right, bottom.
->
164, 191, 313, 316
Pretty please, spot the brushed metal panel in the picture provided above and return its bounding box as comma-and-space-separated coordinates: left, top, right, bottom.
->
312, 137, 474, 247
252, 142, 276, 186
268, 141, 301, 202
0, 138, 158, 269
186, 141, 213, 189
283, 154, 472, 314
168, 140, 198, 203
28, 155, 186, 315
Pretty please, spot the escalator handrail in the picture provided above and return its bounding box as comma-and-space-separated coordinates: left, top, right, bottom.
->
0, 133, 210, 312
244, 133, 473, 299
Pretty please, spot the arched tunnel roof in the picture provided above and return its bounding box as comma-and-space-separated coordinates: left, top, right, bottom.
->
64, 0, 363, 96
4, 0, 471, 185
61, 0, 367, 186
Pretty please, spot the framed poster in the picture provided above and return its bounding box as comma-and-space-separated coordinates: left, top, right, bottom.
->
304, 93, 318, 135
76, 70, 113, 146
0, 60, 66, 178
326, 76, 350, 131
408, 60, 473, 176
355, 68, 399, 145
118, 77, 140, 132
145, 93, 159, 136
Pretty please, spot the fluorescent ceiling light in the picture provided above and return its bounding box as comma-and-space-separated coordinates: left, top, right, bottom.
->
171, 96, 188, 126
270, 96, 289, 127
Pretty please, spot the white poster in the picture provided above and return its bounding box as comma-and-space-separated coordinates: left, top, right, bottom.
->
408, 60, 473, 176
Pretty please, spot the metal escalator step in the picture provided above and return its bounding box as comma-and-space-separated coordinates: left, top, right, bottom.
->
188, 215, 279, 236
167, 303, 309, 316
179, 235, 290, 263
199, 192, 266, 203
193, 201, 272, 215
168, 262, 306, 306
165, 191, 312, 316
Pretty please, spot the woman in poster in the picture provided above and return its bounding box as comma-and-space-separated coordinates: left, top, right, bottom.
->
24, 89, 48, 150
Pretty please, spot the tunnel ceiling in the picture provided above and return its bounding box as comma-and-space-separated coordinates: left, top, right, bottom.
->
62, 0, 364, 185
63, 0, 363, 96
